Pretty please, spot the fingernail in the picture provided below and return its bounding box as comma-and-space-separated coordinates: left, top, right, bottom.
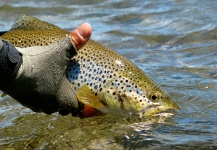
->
77, 23, 91, 40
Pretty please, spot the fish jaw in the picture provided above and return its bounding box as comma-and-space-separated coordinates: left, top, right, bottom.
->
141, 97, 180, 118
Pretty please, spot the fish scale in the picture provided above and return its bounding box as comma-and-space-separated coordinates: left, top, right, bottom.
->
1, 15, 179, 118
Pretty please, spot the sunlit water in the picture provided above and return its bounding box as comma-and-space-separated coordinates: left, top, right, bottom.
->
0, 0, 217, 149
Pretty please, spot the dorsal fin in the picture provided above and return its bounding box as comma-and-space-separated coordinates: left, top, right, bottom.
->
10, 14, 62, 31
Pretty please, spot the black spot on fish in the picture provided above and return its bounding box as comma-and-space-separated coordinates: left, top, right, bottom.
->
94, 85, 98, 90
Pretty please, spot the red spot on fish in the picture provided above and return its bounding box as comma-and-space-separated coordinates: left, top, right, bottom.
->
78, 105, 102, 119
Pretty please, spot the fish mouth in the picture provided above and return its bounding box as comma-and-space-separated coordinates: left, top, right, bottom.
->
141, 104, 163, 117
142, 101, 179, 118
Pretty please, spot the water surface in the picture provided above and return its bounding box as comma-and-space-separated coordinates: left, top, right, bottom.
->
0, 0, 217, 149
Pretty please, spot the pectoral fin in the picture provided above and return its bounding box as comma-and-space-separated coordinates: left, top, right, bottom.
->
77, 84, 104, 108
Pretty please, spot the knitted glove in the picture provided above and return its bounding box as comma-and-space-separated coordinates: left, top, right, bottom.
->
1, 36, 81, 116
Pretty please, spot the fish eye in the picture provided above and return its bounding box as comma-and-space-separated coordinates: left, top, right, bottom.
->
150, 92, 158, 101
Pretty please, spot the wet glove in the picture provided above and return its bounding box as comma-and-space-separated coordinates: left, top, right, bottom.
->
0, 36, 81, 116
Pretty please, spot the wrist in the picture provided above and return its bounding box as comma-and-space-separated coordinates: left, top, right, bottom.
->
0, 40, 22, 88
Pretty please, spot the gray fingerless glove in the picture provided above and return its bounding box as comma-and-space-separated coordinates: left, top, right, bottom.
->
1, 36, 81, 116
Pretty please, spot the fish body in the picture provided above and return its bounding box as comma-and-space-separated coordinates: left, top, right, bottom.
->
1, 15, 179, 118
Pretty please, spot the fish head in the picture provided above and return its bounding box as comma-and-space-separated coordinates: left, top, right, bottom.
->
102, 75, 180, 118
140, 88, 180, 117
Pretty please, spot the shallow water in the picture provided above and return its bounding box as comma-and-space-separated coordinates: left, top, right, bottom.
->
0, 0, 217, 149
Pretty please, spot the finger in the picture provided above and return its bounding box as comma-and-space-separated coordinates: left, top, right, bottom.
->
69, 22, 92, 50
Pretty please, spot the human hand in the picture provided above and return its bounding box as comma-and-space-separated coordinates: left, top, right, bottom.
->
1, 23, 92, 116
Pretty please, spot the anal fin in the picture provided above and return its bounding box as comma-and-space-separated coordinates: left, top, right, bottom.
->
78, 106, 103, 119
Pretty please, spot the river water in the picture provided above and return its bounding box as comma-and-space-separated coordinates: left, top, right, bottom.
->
0, 0, 217, 149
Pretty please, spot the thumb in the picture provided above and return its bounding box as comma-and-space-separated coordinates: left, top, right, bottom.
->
69, 22, 92, 50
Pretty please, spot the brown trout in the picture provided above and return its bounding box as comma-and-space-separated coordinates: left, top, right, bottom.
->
1, 15, 179, 118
